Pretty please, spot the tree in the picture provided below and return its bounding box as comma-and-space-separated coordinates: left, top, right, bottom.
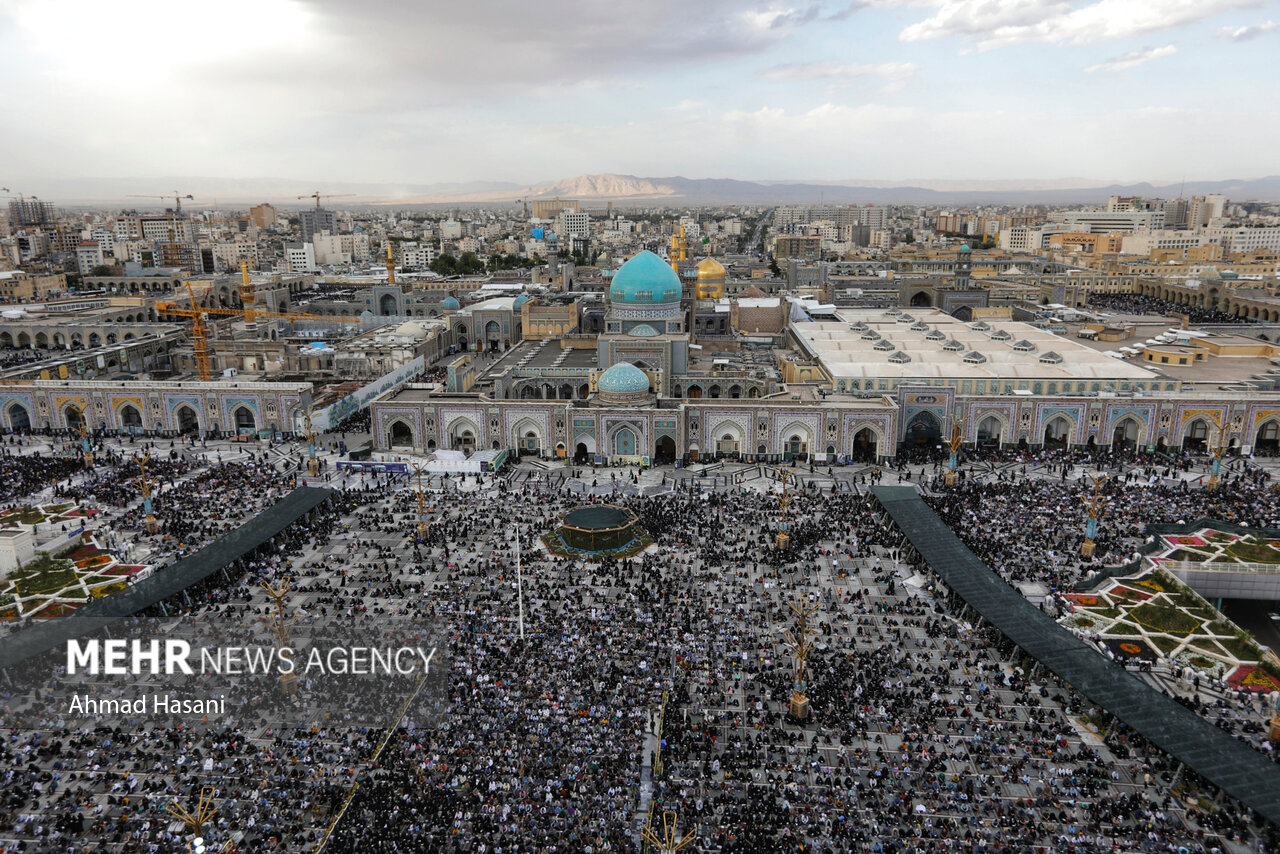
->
89, 264, 115, 277
769, 258, 782, 277
430, 253, 458, 276
457, 252, 484, 275
904, 230, 915, 244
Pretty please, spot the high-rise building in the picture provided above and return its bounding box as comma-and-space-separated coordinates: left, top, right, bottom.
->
1161, 198, 1188, 230
249, 203, 278, 228
530, 199, 579, 219
1187, 194, 1227, 229
299, 208, 336, 242
8, 198, 54, 227
556, 210, 591, 239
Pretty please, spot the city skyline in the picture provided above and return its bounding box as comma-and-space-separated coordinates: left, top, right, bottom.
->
2, 0, 1278, 186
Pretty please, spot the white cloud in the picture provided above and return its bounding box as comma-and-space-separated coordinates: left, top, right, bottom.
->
1084, 44, 1177, 72
1216, 19, 1279, 39
762, 61, 919, 84
900, 0, 1267, 49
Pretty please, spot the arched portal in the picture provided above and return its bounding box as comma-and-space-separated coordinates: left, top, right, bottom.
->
6, 402, 31, 431
909, 291, 932, 307
64, 405, 84, 431
1043, 416, 1072, 449
233, 406, 256, 432
119, 404, 143, 431
904, 411, 941, 446
1256, 420, 1280, 455
655, 435, 676, 462
379, 293, 398, 316
851, 427, 878, 461
176, 405, 199, 435
976, 416, 1003, 448
512, 420, 541, 455
484, 320, 502, 351
1182, 418, 1210, 452
451, 423, 476, 453
1111, 417, 1140, 450
613, 426, 638, 456
389, 420, 415, 448
717, 432, 740, 456
520, 430, 540, 455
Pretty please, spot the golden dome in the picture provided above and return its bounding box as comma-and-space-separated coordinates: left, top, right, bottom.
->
695, 258, 726, 280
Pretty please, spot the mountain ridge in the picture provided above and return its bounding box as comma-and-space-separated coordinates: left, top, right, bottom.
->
17, 173, 1280, 207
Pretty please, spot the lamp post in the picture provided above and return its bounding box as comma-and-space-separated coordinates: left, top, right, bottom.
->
641, 810, 697, 853
945, 417, 964, 486
73, 406, 93, 469
784, 597, 819, 722
773, 467, 795, 550
261, 577, 298, 695
302, 408, 319, 476
1207, 415, 1237, 491
166, 787, 235, 853
411, 463, 430, 543
135, 451, 158, 534
1080, 473, 1108, 558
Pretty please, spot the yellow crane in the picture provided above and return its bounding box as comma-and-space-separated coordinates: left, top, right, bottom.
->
126, 191, 194, 212
157, 283, 360, 381
297, 191, 355, 209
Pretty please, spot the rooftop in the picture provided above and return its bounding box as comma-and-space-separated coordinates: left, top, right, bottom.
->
794, 309, 1159, 383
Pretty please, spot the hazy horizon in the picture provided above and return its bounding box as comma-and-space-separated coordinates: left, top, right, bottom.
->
3, 0, 1278, 190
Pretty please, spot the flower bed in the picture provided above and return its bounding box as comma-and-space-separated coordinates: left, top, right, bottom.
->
105, 565, 146, 577
1103, 638, 1156, 661
1175, 650, 1229, 679
1226, 665, 1280, 693
0, 533, 150, 620
1110, 586, 1153, 603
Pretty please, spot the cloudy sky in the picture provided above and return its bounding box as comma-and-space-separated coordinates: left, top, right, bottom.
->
1, 0, 1277, 187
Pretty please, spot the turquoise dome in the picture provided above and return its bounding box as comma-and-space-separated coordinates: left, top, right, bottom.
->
441, 296, 460, 310
610, 250, 681, 304
598, 361, 650, 395
512, 294, 529, 310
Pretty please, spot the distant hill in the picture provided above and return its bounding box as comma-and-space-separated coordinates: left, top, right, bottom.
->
26, 173, 1280, 207
490, 173, 1280, 206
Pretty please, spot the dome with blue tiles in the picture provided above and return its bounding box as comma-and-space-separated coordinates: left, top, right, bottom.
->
597, 361, 650, 404
441, 295, 461, 311
512, 294, 529, 310
609, 250, 681, 305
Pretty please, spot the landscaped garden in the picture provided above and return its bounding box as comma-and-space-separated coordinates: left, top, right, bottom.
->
0, 502, 101, 530
1157, 528, 1280, 566
1060, 567, 1280, 689
0, 534, 150, 621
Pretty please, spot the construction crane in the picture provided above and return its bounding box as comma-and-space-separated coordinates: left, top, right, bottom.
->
126, 191, 194, 212
157, 283, 361, 381
297, 191, 355, 209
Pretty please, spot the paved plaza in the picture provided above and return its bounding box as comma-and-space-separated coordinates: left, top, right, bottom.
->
0, 429, 1276, 851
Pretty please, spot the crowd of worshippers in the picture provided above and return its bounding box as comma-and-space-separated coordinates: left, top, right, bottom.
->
324, 482, 1276, 853
1087, 292, 1247, 325
0, 456, 1275, 851
0, 451, 85, 503
0, 493, 377, 852
925, 460, 1280, 588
